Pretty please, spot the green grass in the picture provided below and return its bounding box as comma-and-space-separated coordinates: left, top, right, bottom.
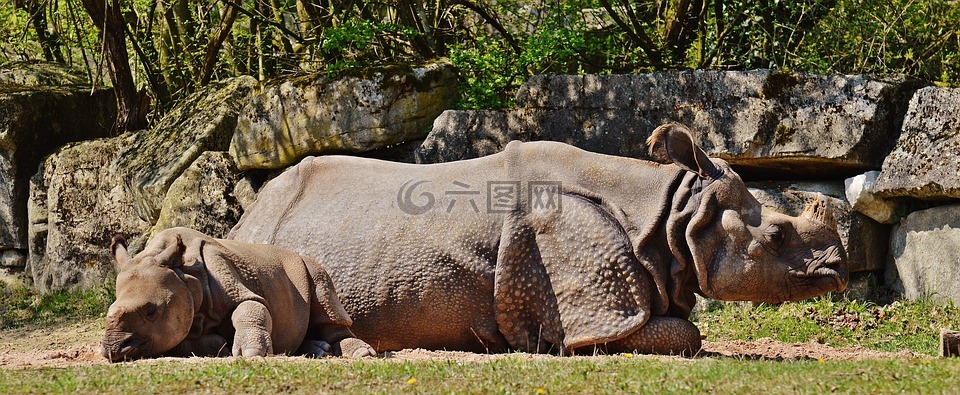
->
5, 286, 960, 393
0, 355, 957, 394
692, 295, 960, 355
0, 281, 113, 329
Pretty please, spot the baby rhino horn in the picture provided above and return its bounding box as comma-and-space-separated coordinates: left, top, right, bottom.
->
801, 193, 838, 231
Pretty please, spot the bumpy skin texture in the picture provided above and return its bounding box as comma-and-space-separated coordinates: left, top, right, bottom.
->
229, 123, 849, 355
101, 227, 376, 362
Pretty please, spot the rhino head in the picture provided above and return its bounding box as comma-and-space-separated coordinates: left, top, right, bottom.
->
102, 234, 200, 362
649, 123, 848, 307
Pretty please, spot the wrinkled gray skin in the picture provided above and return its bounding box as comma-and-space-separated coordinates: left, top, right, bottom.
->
229, 123, 848, 355
102, 227, 376, 362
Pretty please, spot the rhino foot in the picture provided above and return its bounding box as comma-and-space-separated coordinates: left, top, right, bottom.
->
298, 340, 333, 358
337, 337, 377, 358
605, 316, 702, 356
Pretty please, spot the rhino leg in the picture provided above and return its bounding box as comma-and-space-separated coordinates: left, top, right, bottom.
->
302, 257, 376, 358
605, 316, 701, 356
300, 325, 376, 358
231, 300, 274, 357
163, 334, 230, 357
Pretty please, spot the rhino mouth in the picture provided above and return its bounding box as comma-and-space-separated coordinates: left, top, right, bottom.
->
102, 332, 148, 362
789, 259, 847, 293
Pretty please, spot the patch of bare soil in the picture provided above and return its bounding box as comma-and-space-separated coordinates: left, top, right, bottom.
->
701, 338, 923, 361
0, 319, 108, 368
0, 322, 924, 369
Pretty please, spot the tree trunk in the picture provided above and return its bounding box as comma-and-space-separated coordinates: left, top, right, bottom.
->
80, 0, 149, 132
17, 0, 65, 63
199, 4, 239, 86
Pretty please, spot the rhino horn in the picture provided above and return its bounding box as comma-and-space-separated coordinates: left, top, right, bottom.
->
646, 123, 720, 179
801, 193, 838, 231
110, 235, 133, 270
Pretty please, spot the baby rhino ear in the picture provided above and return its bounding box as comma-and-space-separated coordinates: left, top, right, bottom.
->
646, 123, 720, 179
110, 234, 134, 271
154, 233, 186, 268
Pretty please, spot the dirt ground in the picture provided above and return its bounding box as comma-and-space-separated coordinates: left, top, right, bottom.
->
0, 319, 921, 368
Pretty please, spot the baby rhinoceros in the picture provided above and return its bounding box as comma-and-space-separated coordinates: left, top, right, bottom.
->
101, 227, 376, 362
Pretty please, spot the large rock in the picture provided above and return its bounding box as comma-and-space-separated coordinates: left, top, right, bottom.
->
748, 181, 888, 273
121, 76, 257, 223
27, 135, 148, 292
149, 151, 246, 239
27, 76, 256, 292
0, 61, 88, 86
874, 87, 960, 200
418, 71, 921, 180
887, 204, 960, 304
231, 62, 458, 170
0, 64, 116, 267
845, 171, 900, 224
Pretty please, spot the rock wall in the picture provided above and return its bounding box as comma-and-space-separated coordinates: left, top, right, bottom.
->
0, 62, 117, 282
417, 70, 921, 180
6, 62, 960, 303
230, 62, 458, 171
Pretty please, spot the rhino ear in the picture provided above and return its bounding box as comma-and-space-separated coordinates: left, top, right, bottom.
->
154, 233, 186, 268
110, 234, 134, 270
646, 123, 720, 178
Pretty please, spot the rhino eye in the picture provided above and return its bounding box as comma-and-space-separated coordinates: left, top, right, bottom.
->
142, 303, 159, 322
763, 224, 785, 253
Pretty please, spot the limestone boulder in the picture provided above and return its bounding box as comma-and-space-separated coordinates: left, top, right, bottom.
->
231, 62, 458, 170
0, 66, 116, 270
748, 181, 888, 273
27, 135, 149, 292
0, 61, 87, 86
874, 87, 960, 200
418, 71, 921, 180
121, 76, 257, 223
887, 204, 960, 304
845, 171, 900, 224
150, 151, 246, 239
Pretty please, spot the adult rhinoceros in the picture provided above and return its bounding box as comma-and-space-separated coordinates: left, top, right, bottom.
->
229, 123, 847, 355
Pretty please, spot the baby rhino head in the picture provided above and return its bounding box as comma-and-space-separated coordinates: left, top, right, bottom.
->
102, 233, 198, 362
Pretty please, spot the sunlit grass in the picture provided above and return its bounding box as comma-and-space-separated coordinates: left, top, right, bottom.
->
0, 281, 113, 329
1, 355, 957, 394
692, 295, 960, 355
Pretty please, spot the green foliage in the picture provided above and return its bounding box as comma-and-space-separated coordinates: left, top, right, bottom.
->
796, 0, 960, 85
449, 5, 598, 109
0, 281, 112, 330
320, 18, 422, 75
2, 0, 960, 122
692, 296, 960, 356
